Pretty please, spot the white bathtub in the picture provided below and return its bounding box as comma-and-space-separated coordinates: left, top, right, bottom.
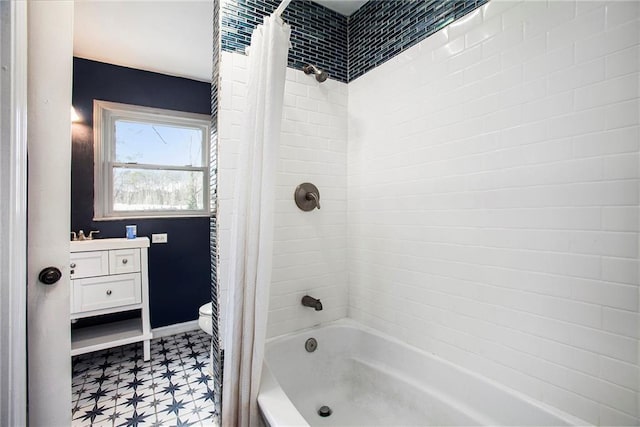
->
258, 320, 588, 427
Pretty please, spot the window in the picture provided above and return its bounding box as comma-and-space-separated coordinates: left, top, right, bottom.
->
94, 100, 210, 219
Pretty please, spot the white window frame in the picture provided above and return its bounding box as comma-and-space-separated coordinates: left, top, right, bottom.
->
93, 100, 211, 220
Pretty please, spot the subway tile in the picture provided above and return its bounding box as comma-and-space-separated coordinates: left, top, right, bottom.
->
547, 58, 605, 94
574, 73, 639, 111
602, 307, 639, 339
576, 1, 606, 17
482, 0, 520, 22
569, 325, 637, 364
433, 36, 466, 62
481, 23, 523, 59
448, 44, 483, 73
572, 127, 639, 158
565, 370, 638, 416
539, 383, 600, 425
547, 108, 606, 139
600, 356, 640, 392
522, 91, 574, 123
547, 6, 605, 51
448, 9, 483, 41
600, 405, 640, 427
575, 19, 639, 64
522, 1, 575, 40
606, 99, 640, 130
603, 152, 639, 180
465, 14, 501, 48
602, 206, 639, 232
606, 46, 640, 79
501, 1, 545, 31
605, 1, 640, 30
523, 45, 574, 82
602, 257, 639, 285
501, 33, 546, 69
462, 56, 501, 85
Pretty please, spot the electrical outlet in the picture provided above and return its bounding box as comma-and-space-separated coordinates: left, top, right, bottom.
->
152, 233, 168, 244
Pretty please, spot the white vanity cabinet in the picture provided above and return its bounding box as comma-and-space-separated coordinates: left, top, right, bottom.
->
70, 237, 152, 360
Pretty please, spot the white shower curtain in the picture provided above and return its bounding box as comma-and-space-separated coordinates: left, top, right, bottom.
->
222, 13, 291, 427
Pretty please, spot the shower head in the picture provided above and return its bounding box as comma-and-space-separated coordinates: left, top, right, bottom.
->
303, 64, 328, 83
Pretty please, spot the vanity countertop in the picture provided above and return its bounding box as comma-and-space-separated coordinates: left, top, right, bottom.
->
70, 237, 150, 252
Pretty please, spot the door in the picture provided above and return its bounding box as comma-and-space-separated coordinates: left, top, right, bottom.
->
26, 1, 74, 425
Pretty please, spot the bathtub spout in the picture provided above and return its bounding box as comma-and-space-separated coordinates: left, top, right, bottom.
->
301, 295, 323, 311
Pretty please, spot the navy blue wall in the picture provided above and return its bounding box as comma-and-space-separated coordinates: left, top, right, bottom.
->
71, 57, 212, 328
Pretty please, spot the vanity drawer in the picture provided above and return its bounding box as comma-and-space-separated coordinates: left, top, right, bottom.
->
109, 249, 140, 275
71, 273, 141, 314
70, 251, 109, 279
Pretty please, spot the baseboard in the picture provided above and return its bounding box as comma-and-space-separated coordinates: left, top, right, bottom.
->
152, 320, 200, 339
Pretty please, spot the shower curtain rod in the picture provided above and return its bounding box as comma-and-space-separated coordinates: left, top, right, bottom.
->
274, 0, 291, 16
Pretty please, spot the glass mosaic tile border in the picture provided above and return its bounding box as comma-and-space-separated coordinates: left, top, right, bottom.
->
211, 0, 222, 423
348, 0, 489, 81
221, 0, 487, 83
222, 0, 348, 82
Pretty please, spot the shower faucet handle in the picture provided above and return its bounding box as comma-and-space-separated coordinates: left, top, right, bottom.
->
295, 183, 321, 211
306, 191, 321, 209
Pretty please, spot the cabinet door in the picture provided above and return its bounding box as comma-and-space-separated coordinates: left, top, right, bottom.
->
71, 273, 141, 314
70, 251, 109, 279
109, 248, 141, 275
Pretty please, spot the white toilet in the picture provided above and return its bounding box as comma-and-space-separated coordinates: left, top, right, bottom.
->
198, 302, 214, 336
199, 302, 215, 376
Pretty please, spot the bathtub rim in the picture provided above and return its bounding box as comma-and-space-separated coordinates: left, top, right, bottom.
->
259, 318, 590, 427
258, 360, 310, 427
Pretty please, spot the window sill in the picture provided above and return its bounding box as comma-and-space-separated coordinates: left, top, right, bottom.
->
93, 213, 212, 221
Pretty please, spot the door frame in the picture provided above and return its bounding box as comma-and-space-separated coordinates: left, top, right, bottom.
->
0, 0, 28, 425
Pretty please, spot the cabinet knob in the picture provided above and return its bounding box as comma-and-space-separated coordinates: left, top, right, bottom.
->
106, 289, 112, 296
122, 259, 128, 264
70, 262, 76, 268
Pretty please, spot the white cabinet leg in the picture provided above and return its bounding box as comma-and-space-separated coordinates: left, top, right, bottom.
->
144, 339, 151, 361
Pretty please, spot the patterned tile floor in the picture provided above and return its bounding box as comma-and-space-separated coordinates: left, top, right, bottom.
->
72, 330, 216, 427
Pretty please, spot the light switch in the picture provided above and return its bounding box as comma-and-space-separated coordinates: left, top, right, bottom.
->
152, 233, 168, 244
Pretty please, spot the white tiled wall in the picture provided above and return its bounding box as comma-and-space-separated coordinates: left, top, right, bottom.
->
218, 51, 348, 340
348, 1, 639, 425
